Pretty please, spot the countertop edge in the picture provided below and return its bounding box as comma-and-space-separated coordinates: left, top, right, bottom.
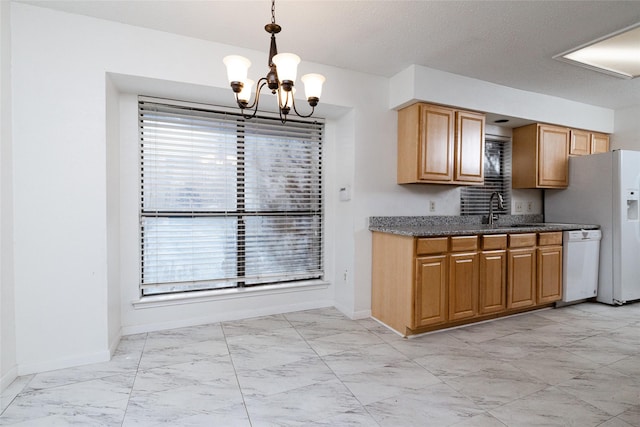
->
369, 223, 600, 237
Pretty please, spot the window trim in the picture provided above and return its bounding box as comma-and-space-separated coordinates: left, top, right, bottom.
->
132, 279, 330, 309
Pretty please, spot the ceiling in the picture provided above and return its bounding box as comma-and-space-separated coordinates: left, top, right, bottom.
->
17, 0, 640, 111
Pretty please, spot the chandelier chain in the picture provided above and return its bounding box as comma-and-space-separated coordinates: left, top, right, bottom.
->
271, 0, 276, 24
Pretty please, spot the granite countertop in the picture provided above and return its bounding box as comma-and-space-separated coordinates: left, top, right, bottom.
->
368, 215, 599, 237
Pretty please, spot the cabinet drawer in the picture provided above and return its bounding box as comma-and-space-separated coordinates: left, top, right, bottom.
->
416, 237, 448, 255
450, 236, 478, 252
538, 231, 562, 246
482, 234, 507, 250
509, 233, 536, 248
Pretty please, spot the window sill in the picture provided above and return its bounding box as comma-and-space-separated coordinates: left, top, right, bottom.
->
131, 279, 330, 309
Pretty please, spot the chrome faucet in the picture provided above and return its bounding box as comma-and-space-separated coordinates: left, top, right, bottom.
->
489, 191, 504, 225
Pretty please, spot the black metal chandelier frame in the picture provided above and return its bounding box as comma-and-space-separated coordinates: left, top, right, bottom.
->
224, 0, 324, 123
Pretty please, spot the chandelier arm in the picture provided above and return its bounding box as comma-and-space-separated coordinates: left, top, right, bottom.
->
241, 78, 269, 110
278, 108, 287, 124
236, 79, 269, 120
275, 88, 290, 123
291, 96, 316, 118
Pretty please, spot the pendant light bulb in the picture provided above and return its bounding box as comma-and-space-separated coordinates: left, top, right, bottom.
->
301, 73, 326, 100
238, 79, 255, 104
223, 55, 251, 87
272, 53, 300, 86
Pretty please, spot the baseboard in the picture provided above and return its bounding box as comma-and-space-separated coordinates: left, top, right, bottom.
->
109, 332, 122, 357
17, 349, 111, 376
351, 309, 372, 320
121, 299, 335, 335
333, 302, 372, 320
0, 365, 18, 392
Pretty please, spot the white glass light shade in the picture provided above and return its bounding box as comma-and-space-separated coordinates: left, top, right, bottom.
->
301, 73, 326, 99
272, 53, 300, 83
223, 55, 251, 83
237, 79, 254, 103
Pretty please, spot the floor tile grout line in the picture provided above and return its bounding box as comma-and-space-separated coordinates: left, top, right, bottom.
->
282, 311, 385, 426
220, 321, 254, 427
0, 375, 34, 417
120, 332, 149, 427
551, 383, 625, 422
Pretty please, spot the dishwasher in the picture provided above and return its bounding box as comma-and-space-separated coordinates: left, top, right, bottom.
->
561, 229, 602, 303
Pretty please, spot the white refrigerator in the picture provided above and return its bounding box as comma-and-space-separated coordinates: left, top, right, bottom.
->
545, 150, 640, 305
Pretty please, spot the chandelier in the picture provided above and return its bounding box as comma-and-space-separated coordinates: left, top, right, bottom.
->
223, 0, 326, 123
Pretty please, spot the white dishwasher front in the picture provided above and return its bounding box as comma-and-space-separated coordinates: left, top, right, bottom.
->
562, 229, 601, 303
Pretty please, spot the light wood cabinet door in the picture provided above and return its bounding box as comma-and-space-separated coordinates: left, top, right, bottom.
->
507, 248, 536, 309
538, 125, 569, 187
454, 111, 485, 183
479, 250, 507, 314
537, 246, 563, 304
591, 133, 610, 154
570, 129, 591, 156
418, 105, 455, 182
414, 255, 448, 327
449, 252, 479, 321
513, 123, 569, 189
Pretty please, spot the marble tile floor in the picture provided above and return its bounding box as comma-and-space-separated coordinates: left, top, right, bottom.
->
1, 302, 639, 426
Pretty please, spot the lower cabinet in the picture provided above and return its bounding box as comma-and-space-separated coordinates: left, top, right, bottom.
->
449, 251, 479, 321
507, 233, 537, 309
537, 247, 562, 303
371, 230, 564, 336
479, 234, 507, 314
537, 233, 563, 304
415, 255, 447, 327
507, 248, 537, 309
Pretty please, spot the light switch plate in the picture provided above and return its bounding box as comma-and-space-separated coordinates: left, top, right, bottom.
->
339, 186, 351, 201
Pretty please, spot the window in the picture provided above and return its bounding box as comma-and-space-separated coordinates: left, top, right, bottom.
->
460, 136, 511, 216
139, 98, 324, 296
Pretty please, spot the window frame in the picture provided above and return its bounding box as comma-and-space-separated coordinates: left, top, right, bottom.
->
138, 97, 325, 297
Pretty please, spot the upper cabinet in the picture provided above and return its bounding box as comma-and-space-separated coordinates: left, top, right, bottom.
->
569, 129, 591, 156
591, 132, 610, 154
513, 124, 570, 189
397, 103, 485, 185
456, 111, 486, 183
570, 129, 610, 156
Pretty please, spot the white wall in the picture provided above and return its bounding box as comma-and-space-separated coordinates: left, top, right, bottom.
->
613, 106, 640, 150
12, 4, 111, 374
390, 65, 615, 133
105, 75, 121, 354
1, 0, 18, 389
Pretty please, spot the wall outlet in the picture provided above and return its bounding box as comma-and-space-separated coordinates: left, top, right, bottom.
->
429, 200, 436, 212
527, 201, 534, 212
515, 201, 523, 213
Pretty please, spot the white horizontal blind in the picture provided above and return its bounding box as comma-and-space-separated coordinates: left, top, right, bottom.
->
139, 99, 323, 296
460, 137, 512, 216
